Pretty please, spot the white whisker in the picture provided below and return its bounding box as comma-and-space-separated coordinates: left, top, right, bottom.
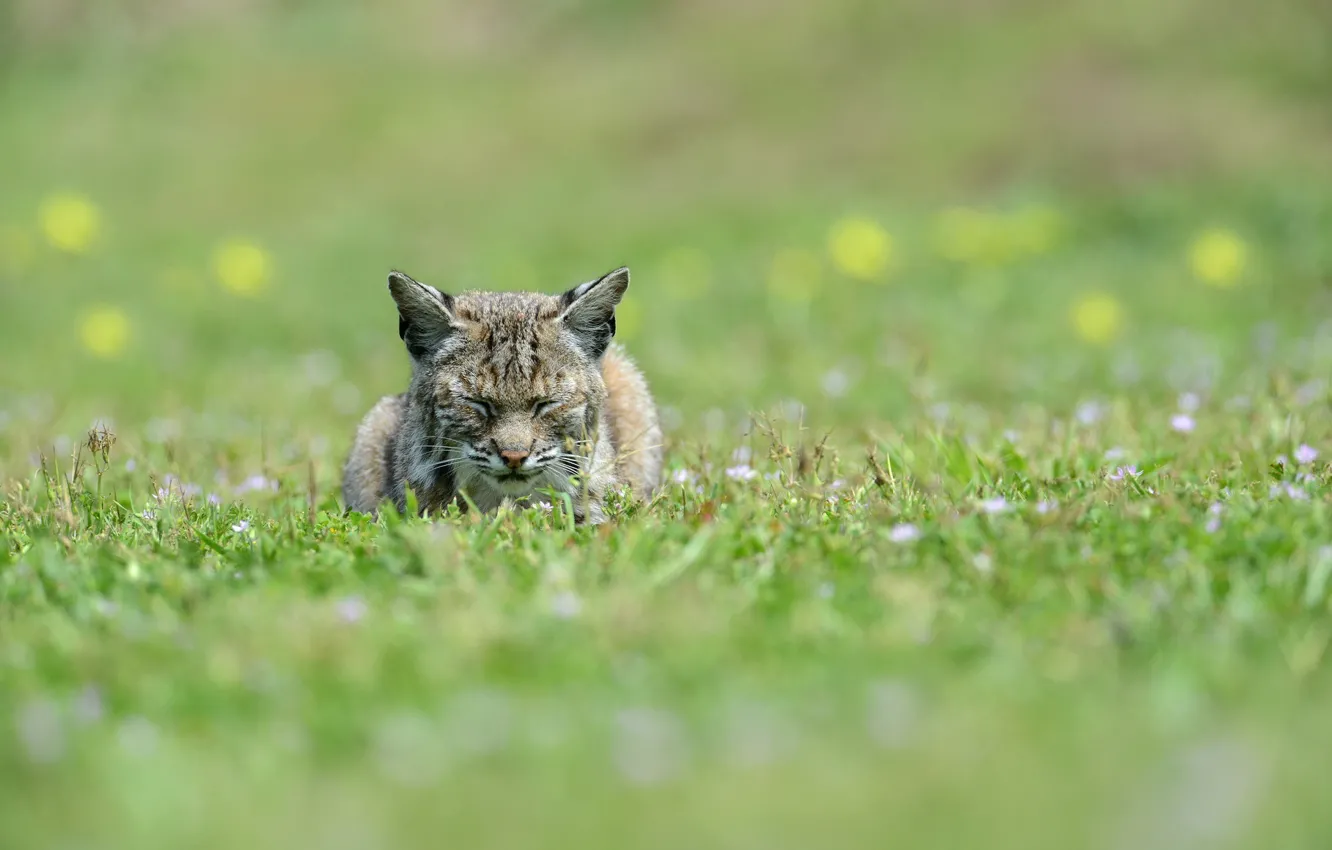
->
425, 457, 475, 473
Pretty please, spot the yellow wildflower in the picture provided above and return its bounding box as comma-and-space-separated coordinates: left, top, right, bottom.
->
39, 194, 101, 254
828, 217, 892, 280
935, 205, 1063, 266
80, 306, 130, 358
1071, 293, 1124, 345
1188, 228, 1247, 287
213, 240, 272, 297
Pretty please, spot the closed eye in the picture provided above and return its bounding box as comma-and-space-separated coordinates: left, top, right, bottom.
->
461, 397, 495, 418
532, 398, 561, 418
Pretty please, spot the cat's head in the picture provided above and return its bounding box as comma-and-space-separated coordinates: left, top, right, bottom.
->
387, 267, 629, 496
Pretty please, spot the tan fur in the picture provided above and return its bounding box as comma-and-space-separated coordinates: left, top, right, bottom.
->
602, 344, 663, 495
341, 267, 662, 524
341, 394, 403, 514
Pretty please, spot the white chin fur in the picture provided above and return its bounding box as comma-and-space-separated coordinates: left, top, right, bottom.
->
492, 475, 540, 498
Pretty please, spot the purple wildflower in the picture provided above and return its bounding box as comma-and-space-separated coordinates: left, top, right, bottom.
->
978, 496, 1009, 515
335, 596, 367, 624
725, 465, 758, 481
888, 523, 920, 543
235, 474, 278, 495
1270, 484, 1309, 501
1075, 400, 1104, 425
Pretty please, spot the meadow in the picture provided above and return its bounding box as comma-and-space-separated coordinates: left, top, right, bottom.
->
3, 0, 1332, 847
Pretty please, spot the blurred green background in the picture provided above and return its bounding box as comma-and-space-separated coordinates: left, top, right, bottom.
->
2, 0, 1330, 466
5, 4, 1332, 848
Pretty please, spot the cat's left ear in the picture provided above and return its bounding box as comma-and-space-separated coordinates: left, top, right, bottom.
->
558, 266, 629, 359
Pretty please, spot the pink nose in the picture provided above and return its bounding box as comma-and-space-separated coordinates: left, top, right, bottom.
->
499, 449, 530, 469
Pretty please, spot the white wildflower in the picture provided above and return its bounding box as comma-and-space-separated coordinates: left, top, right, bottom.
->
821, 368, 850, 398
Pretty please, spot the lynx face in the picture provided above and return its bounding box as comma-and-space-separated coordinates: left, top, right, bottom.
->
389, 268, 627, 508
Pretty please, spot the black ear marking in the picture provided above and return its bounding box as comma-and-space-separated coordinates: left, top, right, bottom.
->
387, 270, 457, 361
559, 266, 629, 359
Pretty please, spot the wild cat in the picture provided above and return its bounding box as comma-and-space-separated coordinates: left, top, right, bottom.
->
341, 266, 663, 524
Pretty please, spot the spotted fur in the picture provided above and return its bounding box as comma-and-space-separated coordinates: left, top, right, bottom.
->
341, 267, 663, 523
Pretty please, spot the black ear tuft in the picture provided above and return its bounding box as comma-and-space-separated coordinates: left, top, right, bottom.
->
387, 271, 457, 361
559, 267, 629, 359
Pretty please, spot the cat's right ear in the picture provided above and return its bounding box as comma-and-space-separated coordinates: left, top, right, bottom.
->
387, 271, 457, 360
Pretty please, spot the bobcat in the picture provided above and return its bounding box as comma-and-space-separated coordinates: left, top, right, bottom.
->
341, 266, 663, 524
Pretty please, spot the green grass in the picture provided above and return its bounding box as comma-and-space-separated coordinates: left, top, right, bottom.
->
4, 0, 1332, 847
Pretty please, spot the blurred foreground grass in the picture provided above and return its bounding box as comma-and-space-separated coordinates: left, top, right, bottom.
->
3, 0, 1332, 847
